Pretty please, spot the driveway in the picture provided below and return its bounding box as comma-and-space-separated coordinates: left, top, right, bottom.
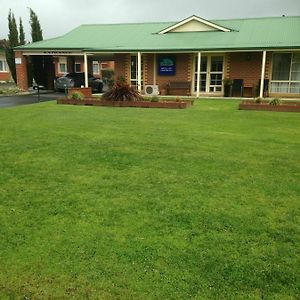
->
0, 92, 65, 108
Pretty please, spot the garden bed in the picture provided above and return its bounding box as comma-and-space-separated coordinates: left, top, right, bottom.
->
239, 101, 300, 112
57, 97, 191, 109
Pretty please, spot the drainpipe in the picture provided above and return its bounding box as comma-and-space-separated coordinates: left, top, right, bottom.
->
137, 51, 142, 92
83, 52, 88, 88
196, 52, 201, 98
259, 51, 267, 98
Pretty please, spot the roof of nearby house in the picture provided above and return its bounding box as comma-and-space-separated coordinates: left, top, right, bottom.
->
16, 16, 300, 52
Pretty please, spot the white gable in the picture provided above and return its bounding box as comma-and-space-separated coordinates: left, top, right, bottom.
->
159, 15, 231, 34
169, 20, 217, 32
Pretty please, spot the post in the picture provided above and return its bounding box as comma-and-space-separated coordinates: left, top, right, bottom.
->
83, 52, 88, 88
259, 51, 267, 98
137, 52, 142, 92
196, 52, 201, 98
153, 53, 157, 85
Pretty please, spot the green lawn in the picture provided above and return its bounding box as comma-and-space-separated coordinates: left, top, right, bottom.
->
0, 100, 299, 299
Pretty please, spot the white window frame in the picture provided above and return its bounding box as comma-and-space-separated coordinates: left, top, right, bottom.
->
270, 52, 300, 94
74, 62, 81, 73
0, 59, 8, 72
92, 61, 100, 75
193, 54, 224, 94
58, 57, 67, 74
130, 54, 143, 88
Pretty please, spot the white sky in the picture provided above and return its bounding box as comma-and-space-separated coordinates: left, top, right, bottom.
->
0, 0, 299, 41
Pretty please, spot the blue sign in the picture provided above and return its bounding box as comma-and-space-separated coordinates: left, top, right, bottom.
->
158, 56, 176, 76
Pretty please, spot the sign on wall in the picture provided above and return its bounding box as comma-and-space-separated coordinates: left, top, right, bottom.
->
157, 56, 176, 76
15, 58, 22, 65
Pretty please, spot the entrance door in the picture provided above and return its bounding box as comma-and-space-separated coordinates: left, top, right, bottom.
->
194, 55, 224, 94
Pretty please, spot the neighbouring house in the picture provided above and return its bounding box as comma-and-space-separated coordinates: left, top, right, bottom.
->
0, 40, 12, 82
14, 15, 300, 97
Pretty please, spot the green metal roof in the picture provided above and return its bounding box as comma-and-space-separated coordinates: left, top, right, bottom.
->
16, 16, 300, 52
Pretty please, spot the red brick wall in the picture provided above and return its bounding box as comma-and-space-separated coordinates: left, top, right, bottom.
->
114, 54, 128, 82
156, 54, 191, 89
15, 51, 28, 91
228, 52, 271, 87
0, 72, 10, 81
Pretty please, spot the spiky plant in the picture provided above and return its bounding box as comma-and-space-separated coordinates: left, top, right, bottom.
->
102, 80, 143, 101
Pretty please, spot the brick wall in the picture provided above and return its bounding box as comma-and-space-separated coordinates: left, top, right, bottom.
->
0, 72, 10, 81
228, 52, 271, 86
15, 51, 28, 91
156, 53, 190, 89
114, 54, 128, 82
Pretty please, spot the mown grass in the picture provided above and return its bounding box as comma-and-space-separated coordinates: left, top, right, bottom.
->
0, 100, 299, 299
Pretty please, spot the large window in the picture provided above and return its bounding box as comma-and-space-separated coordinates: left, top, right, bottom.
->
0, 60, 7, 72
271, 53, 300, 94
194, 55, 223, 93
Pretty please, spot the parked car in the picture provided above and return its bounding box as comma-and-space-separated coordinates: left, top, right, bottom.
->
54, 72, 103, 93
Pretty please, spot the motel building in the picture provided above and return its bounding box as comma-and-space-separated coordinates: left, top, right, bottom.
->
15, 15, 300, 98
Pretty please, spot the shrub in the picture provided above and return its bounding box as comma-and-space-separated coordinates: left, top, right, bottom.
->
255, 97, 263, 103
69, 91, 84, 100
102, 79, 143, 102
269, 98, 281, 106
150, 96, 159, 102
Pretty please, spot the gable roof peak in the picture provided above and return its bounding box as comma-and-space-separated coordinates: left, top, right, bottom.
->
158, 15, 231, 34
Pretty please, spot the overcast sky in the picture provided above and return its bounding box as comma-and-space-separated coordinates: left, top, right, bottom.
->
1, 0, 299, 41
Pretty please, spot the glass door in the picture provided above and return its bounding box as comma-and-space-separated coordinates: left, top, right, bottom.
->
194, 55, 224, 93
130, 55, 143, 89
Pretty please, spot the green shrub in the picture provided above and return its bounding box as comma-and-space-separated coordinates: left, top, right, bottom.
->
69, 91, 84, 100
269, 98, 281, 106
150, 96, 159, 102
102, 79, 143, 102
255, 97, 263, 103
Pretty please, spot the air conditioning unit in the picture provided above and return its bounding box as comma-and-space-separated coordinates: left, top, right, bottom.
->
145, 85, 159, 96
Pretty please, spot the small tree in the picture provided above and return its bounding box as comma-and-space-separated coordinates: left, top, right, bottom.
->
29, 8, 44, 85
5, 9, 19, 83
29, 8, 43, 42
19, 18, 25, 45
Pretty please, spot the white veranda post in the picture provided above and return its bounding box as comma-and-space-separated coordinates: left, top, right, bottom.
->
259, 51, 267, 98
196, 52, 201, 97
137, 52, 142, 92
84, 52, 88, 88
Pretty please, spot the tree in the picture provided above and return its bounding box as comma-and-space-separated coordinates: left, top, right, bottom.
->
29, 8, 44, 86
29, 8, 43, 42
19, 18, 25, 45
5, 9, 19, 83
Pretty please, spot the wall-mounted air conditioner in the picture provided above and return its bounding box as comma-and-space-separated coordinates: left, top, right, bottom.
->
145, 85, 159, 96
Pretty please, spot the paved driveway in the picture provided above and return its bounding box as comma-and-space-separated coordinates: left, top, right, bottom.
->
0, 92, 65, 108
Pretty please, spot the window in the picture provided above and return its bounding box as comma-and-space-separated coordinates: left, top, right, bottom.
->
75, 62, 81, 73
271, 52, 300, 94
0, 60, 7, 72
130, 55, 143, 88
194, 55, 223, 93
93, 61, 99, 74
58, 57, 67, 74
